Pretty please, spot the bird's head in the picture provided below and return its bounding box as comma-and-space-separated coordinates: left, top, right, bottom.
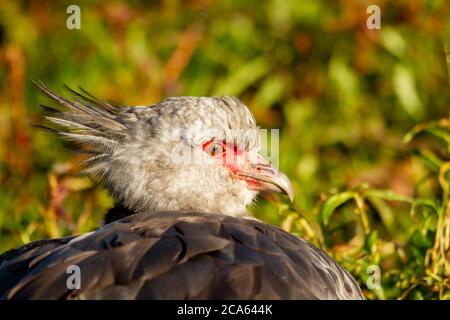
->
36, 82, 293, 217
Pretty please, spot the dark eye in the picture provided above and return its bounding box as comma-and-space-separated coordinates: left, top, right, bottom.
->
204, 142, 224, 157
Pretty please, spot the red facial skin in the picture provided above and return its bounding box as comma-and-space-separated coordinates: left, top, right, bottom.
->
202, 140, 264, 190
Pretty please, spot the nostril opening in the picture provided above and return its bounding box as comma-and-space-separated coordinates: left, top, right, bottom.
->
248, 163, 276, 176
255, 165, 275, 175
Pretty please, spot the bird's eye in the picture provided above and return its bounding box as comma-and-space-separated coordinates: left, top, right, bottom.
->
204, 142, 225, 157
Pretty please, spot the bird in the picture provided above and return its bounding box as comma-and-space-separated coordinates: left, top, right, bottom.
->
0, 81, 365, 300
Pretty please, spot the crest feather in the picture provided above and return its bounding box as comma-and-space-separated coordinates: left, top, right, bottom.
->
34, 80, 128, 151
34, 81, 131, 176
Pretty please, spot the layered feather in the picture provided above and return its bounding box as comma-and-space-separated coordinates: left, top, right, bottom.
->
33, 80, 130, 175
0, 211, 365, 300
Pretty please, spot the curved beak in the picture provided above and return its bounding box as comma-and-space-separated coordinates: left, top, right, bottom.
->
236, 155, 294, 202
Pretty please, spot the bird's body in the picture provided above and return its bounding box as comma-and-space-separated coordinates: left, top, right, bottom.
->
0, 211, 363, 299
0, 82, 365, 299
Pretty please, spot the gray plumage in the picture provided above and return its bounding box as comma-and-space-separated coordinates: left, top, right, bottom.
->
0, 211, 364, 300
37, 81, 259, 217
0, 82, 365, 300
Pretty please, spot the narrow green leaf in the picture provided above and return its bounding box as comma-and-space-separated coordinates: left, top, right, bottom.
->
319, 192, 354, 226
412, 148, 443, 172
392, 64, 424, 119
364, 189, 414, 204
427, 128, 450, 146
213, 57, 270, 96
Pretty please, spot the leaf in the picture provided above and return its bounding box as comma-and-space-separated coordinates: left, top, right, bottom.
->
254, 75, 285, 110
411, 230, 433, 249
392, 64, 424, 119
410, 199, 438, 222
380, 27, 407, 57
403, 118, 449, 144
319, 191, 354, 226
427, 128, 450, 146
364, 189, 414, 204
213, 57, 270, 96
365, 230, 378, 254
412, 148, 443, 172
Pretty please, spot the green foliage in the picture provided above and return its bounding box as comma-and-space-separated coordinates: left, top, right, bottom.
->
0, 0, 449, 299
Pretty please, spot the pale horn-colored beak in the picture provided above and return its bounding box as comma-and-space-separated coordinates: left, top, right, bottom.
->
237, 156, 294, 202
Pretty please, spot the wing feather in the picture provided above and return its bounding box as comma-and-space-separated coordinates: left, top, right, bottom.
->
0, 211, 365, 300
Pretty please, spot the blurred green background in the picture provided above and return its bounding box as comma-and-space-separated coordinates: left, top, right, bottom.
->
0, 0, 449, 299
